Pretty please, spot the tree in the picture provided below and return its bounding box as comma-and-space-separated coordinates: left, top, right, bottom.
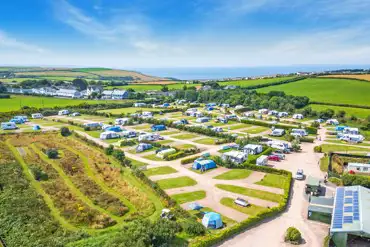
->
72, 78, 88, 90
112, 150, 125, 162
291, 139, 301, 152
161, 85, 169, 92
105, 145, 114, 155
285, 227, 302, 244
46, 149, 58, 159
181, 219, 206, 236
60, 127, 71, 137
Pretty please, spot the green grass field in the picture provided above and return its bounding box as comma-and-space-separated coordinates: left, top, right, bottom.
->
156, 176, 197, 190
255, 174, 289, 189
220, 197, 268, 216
143, 166, 178, 177
216, 184, 283, 203
319, 144, 370, 153
193, 138, 217, 145
257, 78, 370, 106
213, 169, 253, 180
308, 104, 370, 118
98, 107, 160, 114
171, 191, 206, 204
106, 83, 201, 92
0, 95, 121, 112
171, 133, 199, 140
218, 76, 295, 87
242, 126, 269, 134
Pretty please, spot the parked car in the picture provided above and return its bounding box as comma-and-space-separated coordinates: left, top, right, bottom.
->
273, 148, 290, 154
295, 169, 304, 180
234, 198, 249, 207
268, 155, 281, 161
71, 112, 81, 117
272, 152, 285, 160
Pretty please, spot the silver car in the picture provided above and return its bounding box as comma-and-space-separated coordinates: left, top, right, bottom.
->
295, 169, 304, 180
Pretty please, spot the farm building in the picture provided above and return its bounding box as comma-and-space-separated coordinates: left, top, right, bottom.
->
347, 163, 370, 174
56, 89, 81, 98
270, 128, 285, 137
102, 90, 114, 99
243, 144, 263, 155
307, 196, 334, 224
202, 212, 223, 229
151, 125, 167, 131
115, 118, 130, 125
292, 113, 304, 119
156, 148, 176, 159
192, 159, 217, 171
329, 186, 370, 247
100, 131, 120, 140
256, 155, 268, 166
136, 143, 152, 153
222, 151, 248, 164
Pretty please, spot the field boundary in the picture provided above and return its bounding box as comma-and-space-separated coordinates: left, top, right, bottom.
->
309, 102, 370, 110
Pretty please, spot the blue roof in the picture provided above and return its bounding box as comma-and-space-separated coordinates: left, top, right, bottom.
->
204, 212, 221, 220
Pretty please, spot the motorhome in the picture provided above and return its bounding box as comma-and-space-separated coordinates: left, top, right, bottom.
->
115, 118, 130, 125
270, 128, 285, 137
100, 131, 120, 140
58, 109, 70, 116
1, 122, 17, 130
31, 113, 44, 119
291, 129, 308, 137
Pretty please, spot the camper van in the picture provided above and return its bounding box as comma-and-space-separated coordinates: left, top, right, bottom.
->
83, 122, 102, 129
291, 129, 308, 137
138, 133, 161, 142
100, 131, 120, 140
1, 122, 17, 130
31, 113, 44, 119
115, 118, 130, 125
58, 110, 70, 116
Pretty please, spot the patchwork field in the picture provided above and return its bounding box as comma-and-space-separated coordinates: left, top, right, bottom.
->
257, 78, 370, 106
105, 83, 200, 92
97, 107, 162, 115
320, 74, 370, 81
308, 104, 370, 118
218, 76, 295, 87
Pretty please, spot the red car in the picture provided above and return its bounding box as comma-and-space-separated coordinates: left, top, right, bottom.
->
268, 155, 281, 161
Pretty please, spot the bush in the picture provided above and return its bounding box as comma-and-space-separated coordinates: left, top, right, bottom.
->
60, 127, 71, 137
46, 149, 58, 159
342, 173, 370, 188
181, 219, 206, 236
120, 139, 136, 147
181, 155, 201, 164
112, 150, 125, 162
328, 177, 343, 186
30, 166, 49, 181
105, 145, 114, 155
285, 227, 302, 244
314, 146, 322, 153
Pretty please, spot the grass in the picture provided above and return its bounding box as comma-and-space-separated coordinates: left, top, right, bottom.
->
132, 124, 151, 130
156, 139, 174, 145
308, 104, 370, 119
216, 184, 283, 203
127, 158, 147, 167
257, 78, 370, 106
220, 197, 268, 216
320, 74, 370, 82
255, 174, 289, 189
160, 130, 181, 135
213, 169, 253, 180
218, 76, 295, 87
243, 126, 269, 134
156, 176, 197, 190
173, 144, 196, 149
0, 95, 122, 112
171, 133, 199, 140
98, 107, 161, 114
171, 191, 206, 204
320, 156, 329, 172
143, 153, 165, 161
193, 138, 217, 145
105, 83, 201, 92
143, 166, 178, 177
226, 124, 252, 130
325, 140, 370, 147
320, 144, 370, 153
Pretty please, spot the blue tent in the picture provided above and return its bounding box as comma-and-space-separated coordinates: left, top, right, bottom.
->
106, 126, 122, 132
335, 125, 348, 132
151, 125, 166, 131
32, 125, 41, 131
202, 212, 223, 229
193, 160, 216, 171
188, 202, 203, 210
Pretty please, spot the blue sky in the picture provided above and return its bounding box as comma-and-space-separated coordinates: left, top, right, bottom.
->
0, 0, 370, 68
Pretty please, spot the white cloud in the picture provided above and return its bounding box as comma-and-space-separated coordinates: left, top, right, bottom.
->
0, 30, 45, 53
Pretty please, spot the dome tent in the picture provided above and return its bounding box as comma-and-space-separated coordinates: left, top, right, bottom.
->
202, 212, 223, 229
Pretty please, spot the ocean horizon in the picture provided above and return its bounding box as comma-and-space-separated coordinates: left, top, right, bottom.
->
137, 65, 370, 80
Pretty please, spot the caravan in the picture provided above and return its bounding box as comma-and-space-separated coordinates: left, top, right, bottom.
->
100, 131, 120, 140
291, 129, 308, 137
32, 113, 44, 119
83, 122, 102, 129
138, 133, 161, 142
58, 109, 70, 116
115, 118, 130, 125
156, 148, 176, 159
1, 122, 17, 130
14, 116, 29, 122
270, 128, 285, 137
121, 130, 137, 138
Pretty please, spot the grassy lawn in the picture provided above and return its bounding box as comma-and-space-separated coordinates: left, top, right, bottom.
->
142, 153, 166, 161
171, 191, 206, 204
220, 197, 268, 216
325, 140, 370, 147
320, 144, 370, 153
213, 169, 253, 180
157, 176, 197, 190
97, 107, 160, 114
309, 104, 370, 119
320, 156, 329, 172
218, 148, 237, 153
255, 174, 289, 189
127, 158, 147, 167
144, 166, 178, 177
171, 133, 199, 140
188, 207, 236, 229
128, 146, 158, 154
218, 76, 295, 87
131, 124, 151, 130
193, 138, 217, 145
160, 130, 181, 135
173, 143, 196, 149
156, 139, 174, 145
227, 124, 252, 130
243, 127, 269, 134
216, 184, 283, 203
257, 78, 370, 106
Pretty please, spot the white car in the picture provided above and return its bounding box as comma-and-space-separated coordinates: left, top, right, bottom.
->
295, 169, 304, 180
71, 112, 81, 117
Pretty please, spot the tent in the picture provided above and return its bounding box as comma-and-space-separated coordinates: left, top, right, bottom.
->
136, 143, 152, 153
202, 212, 223, 229
193, 160, 216, 171
105, 126, 122, 132
32, 125, 41, 131
188, 202, 203, 210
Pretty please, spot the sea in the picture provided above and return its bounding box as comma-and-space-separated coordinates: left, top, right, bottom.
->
137, 65, 370, 80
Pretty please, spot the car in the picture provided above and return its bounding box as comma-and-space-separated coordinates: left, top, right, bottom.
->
295, 169, 304, 180
272, 152, 285, 160
268, 155, 281, 161
234, 197, 249, 207
71, 112, 81, 117
291, 133, 302, 138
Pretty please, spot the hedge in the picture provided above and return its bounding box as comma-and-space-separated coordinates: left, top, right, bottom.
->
189, 169, 292, 247
181, 155, 201, 165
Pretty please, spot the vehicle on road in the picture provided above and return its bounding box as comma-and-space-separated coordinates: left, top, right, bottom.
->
272, 152, 285, 160
295, 169, 304, 180
234, 198, 249, 207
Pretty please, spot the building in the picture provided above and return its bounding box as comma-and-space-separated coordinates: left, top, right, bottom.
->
86, 85, 102, 96
347, 163, 370, 174
222, 151, 248, 164
308, 196, 334, 224
243, 144, 263, 155
102, 90, 114, 99
112, 90, 128, 99
330, 186, 370, 247
56, 89, 81, 98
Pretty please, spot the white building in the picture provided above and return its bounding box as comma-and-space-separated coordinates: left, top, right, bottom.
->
347, 163, 370, 174
112, 90, 128, 99
56, 89, 81, 98
102, 90, 114, 99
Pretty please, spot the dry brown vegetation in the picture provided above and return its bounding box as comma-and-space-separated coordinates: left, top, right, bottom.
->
15, 71, 95, 78
89, 69, 162, 81
320, 74, 370, 81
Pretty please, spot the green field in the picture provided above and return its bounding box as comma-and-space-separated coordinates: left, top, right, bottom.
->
220, 197, 268, 216
193, 138, 217, 145
143, 166, 178, 177
213, 169, 253, 180
171, 133, 199, 140
319, 144, 370, 153
106, 83, 200, 92
98, 107, 160, 114
258, 78, 370, 106
156, 176, 197, 190
171, 191, 206, 204
309, 104, 370, 118
0, 95, 121, 112
218, 76, 295, 87
255, 174, 289, 189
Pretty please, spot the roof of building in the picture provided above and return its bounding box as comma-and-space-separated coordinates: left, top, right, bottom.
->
244, 144, 262, 149
310, 196, 335, 207
348, 163, 370, 168
223, 151, 247, 159
330, 186, 370, 234
308, 205, 333, 214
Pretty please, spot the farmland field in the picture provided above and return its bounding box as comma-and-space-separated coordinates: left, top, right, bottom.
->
308, 104, 370, 118
97, 107, 162, 114
218, 76, 295, 87
14, 71, 97, 78
257, 78, 370, 106
0, 95, 123, 112
320, 74, 370, 81
105, 83, 200, 91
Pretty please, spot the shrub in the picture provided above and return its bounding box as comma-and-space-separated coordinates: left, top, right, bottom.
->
181, 155, 201, 165
112, 150, 125, 162
285, 227, 302, 244
328, 177, 343, 186
46, 149, 58, 159
120, 139, 136, 147
30, 166, 49, 181
105, 145, 114, 155
60, 127, 71, 137
314, 146, 322, 153
181, 219, 206, 236
342, 173, 370, 188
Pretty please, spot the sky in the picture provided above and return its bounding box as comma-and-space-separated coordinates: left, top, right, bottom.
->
1, 0, 370, 68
